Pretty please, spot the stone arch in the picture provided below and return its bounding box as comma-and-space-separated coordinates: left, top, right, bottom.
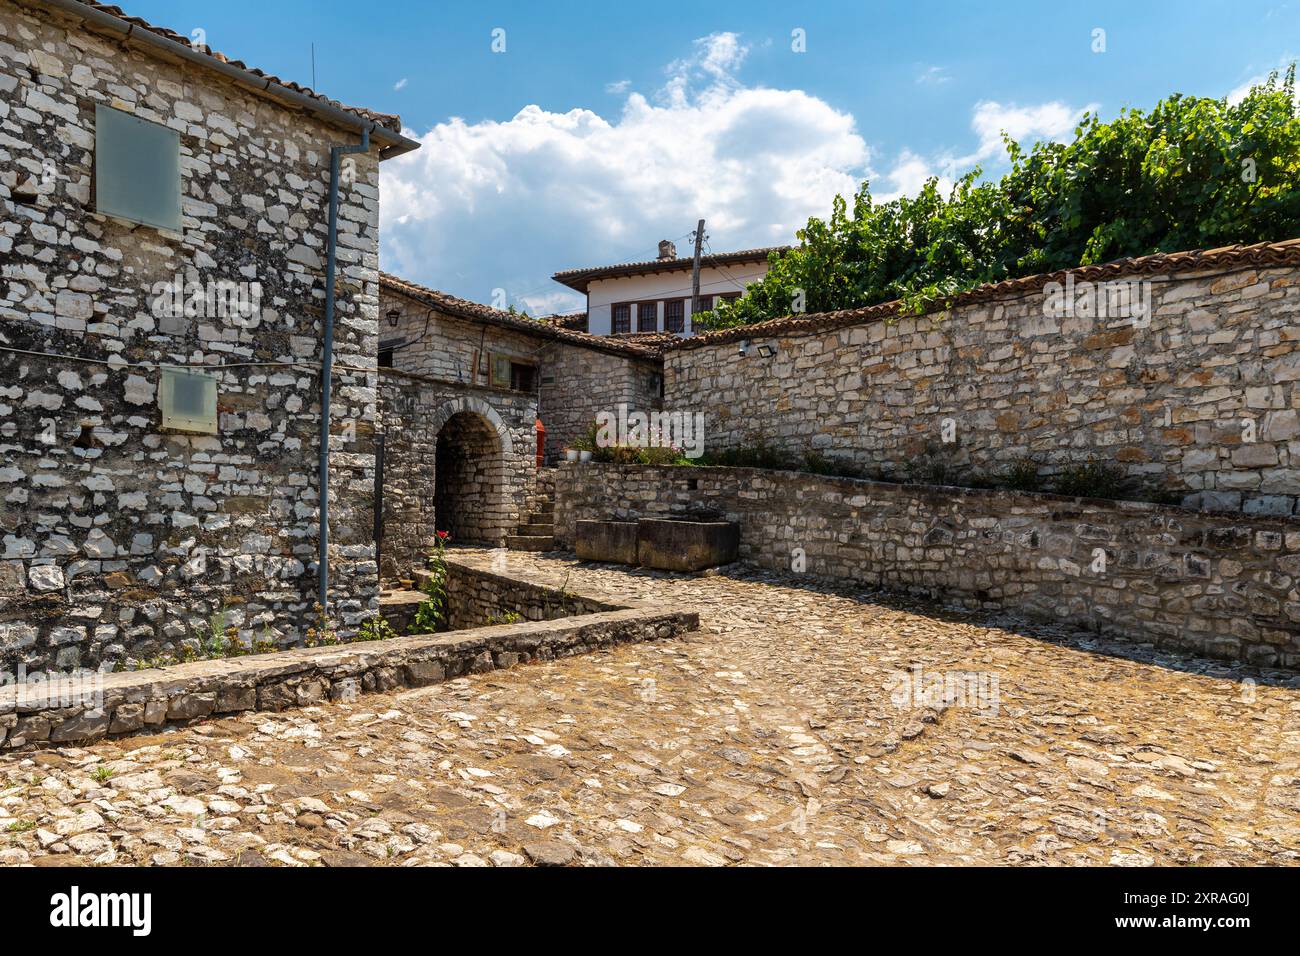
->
428, 396, 514, 457
432, 399, 512, 545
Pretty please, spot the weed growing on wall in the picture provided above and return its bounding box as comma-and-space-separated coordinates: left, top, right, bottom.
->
413, 531, 451, 633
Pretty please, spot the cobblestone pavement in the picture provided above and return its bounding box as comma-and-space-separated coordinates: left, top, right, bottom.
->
2, 549, 1298, 867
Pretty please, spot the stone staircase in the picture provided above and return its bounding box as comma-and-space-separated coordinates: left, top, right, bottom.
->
506, 470, 557, 552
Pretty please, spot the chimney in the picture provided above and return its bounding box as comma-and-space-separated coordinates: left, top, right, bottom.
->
657, 239, 677, 261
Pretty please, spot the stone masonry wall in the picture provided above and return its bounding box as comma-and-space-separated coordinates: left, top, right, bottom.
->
377, 370, 536, 579
380, 287, 662, 464
665, 263, 1300, 515
0, 556, 698, 749
445, 559, 619, 629
554, 463, 1300, 668
0, 2, 383, 672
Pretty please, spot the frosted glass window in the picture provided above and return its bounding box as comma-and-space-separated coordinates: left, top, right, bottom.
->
160, 368, 217, 434
95, 104, 181, 232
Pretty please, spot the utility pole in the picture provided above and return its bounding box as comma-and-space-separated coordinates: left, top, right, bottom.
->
690, 218, 706, 315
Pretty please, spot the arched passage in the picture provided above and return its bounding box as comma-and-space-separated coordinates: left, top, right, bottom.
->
433, 409, 508, 545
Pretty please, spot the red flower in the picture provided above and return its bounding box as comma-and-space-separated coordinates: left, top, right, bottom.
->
436, 530, 450, 540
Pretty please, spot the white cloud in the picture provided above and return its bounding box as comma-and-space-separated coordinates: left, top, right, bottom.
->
961, 99, 1094, 165
393, 77, 408, 91
869, 100, 1093, 202
605, 79, 631, 95
380, 32, 868, 312
916, 65, 950, 86
1227, 57, 1297, 105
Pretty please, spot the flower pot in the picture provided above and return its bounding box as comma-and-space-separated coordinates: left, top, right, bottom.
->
579, 450, 593, 463
565, 449, 579, 462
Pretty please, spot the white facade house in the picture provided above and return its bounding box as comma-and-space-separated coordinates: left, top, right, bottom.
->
552, 241, 786, 338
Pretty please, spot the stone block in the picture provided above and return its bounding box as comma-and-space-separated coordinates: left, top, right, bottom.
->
636, 519, 739, 573
575, 520, 639, 565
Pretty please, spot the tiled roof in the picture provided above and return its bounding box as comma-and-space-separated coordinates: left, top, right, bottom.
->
667, 239, 1300, 351
542, 312, 589, 331
379, 273, 663, 360
552, 246, 789, 293
49, 2, 404, 135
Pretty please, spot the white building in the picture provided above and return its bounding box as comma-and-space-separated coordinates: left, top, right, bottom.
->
552, 240, 787, 338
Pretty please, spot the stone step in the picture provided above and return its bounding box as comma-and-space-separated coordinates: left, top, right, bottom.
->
517, 521, 554, 535
506, 534, 556, 552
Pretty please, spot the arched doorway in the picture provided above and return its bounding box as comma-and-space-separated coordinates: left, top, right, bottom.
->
434, 410, 506, 544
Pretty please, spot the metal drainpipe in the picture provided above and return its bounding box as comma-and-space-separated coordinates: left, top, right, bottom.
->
318, 124, 373, 610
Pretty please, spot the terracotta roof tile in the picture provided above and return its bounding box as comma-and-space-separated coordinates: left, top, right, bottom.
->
667, 239, 1300, 351
552, 246, 790, 293
379, 273, 663, 360
542, 312, 589, 331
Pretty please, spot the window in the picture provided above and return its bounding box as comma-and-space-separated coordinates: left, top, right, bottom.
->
378, 348, 394, 368
663, 299, 685, 333
94, 104, 182, 232
611, 302, 631, 334
690, 294, 713, 313
489, 352, 537, 392
637, 301, 658, 333
160, 368, 217, 434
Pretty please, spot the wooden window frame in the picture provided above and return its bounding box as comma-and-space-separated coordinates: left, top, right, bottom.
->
636, 300, 658, 333
663, 298, 685, 333
611, 302, 631, 334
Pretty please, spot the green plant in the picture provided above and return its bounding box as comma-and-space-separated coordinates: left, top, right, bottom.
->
91, 766, 114, 784
485, 610, 522, 626
1053, 459, 1129, 499
356, 615, 398, 642
696, 69, 1300, 329
903, 441, 959, 486
1005, 457, 1044, 492
6, 820, 35, 833
412, 531, 450, 633
304, 603, 340, 647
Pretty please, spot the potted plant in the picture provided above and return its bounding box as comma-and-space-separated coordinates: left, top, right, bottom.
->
564, 446, 579, 463
572, 427, 596, 463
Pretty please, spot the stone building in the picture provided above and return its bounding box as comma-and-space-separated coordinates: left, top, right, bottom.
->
0, 0, 419, 672
373, 274, 663, 576
553, 240, 787, 338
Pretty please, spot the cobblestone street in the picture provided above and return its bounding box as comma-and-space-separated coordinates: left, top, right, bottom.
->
2, 549, 1298, 867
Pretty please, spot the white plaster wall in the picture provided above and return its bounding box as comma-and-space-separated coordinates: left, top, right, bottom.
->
585, 260, 771, 337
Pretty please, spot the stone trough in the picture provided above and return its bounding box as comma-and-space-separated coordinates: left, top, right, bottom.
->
575, 518, 739, 573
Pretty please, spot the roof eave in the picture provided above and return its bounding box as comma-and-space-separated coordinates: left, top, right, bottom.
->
41, 0, 420, 159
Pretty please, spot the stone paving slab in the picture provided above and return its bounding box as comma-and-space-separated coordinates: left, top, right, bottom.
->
0, 549, 1297, 867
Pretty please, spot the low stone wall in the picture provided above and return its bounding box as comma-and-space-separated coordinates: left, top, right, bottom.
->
554, 463, 1300, 667
0, 557, 699, 749
444, 559, 617, 628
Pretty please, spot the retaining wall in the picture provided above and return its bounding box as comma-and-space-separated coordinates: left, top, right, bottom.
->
554, 463, 1300, 667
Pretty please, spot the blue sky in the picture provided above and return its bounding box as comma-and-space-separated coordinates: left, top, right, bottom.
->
127, 0, 1299, 313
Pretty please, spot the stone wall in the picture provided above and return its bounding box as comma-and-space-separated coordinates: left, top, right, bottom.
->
380, 284, 662, 463
665, 261, 1300, 515
554, 463, 1300, 667
445, 559, 619, 629
0, 555, 699, 749
377, 370, 536, 579
0, 2, 383, 672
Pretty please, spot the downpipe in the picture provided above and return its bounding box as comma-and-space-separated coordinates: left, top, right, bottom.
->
318, 124, 373, 610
